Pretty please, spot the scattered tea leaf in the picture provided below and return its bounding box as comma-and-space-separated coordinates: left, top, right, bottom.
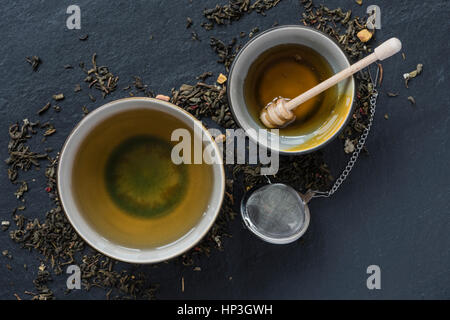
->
43, 128, 56, 137
202, 0, 281, 28
377, 63, 383, 87
407, 96, 416, 105
196, 72, 212, 81
37, 102, 51, 115
82, 105, 89, 115
5, 119, 47, 182
82, 53, 119, 98
26, 56, 41, 71
14, 181, 28, 199
191, 31, 200, 41
248, 27, 259, 38
403, 63, 423, 88
132, 76, 154, 97
210, 37, 238, 72
186, 17, 193, 29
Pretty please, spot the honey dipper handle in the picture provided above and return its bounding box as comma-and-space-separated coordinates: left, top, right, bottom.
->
285, 38, 402, 111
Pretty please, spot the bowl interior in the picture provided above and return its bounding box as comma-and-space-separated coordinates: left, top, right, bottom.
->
229, 26, 355, 154
58, 98, 225, 263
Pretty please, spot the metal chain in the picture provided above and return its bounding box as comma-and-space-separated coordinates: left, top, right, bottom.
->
313, 89, 378, 198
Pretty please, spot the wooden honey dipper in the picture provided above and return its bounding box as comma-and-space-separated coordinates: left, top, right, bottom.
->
260, 38, 402, 128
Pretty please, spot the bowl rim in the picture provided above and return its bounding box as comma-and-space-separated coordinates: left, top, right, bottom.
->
227, 24, 356, 155
57, 97, 225, 264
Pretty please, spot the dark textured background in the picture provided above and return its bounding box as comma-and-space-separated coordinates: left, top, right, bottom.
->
0, 0, 449, 300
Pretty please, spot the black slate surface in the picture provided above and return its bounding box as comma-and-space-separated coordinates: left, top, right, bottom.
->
0, 0, 449, 300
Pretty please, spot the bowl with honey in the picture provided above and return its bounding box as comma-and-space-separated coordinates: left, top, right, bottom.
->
228, 25, 355, 154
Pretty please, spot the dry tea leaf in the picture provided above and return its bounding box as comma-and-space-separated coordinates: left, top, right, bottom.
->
191, 31, 200, 41
248, 27, 259, 38
82, 53, 119, 98
210, 37, 238, 72
202, 0, 281, 28
37, 102, 51, 115
186, 17, 193, 29
5, 119, 47, 182
132, 76, 154, 97
43, 128, 56, 137
403, 63, 423, 88
387, 92, 399, 97
82, 105, 89, 115
14, 181, 28, 199
407, 96, 416, 105
196, 72, 212, 81
26, 56, 41, 71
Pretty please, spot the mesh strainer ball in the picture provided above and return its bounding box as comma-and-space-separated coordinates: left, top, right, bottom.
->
240, 183, 310, 244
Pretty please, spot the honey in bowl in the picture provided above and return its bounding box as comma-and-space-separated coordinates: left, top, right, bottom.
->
72, 109, 214, 249
244, 43, 338, 136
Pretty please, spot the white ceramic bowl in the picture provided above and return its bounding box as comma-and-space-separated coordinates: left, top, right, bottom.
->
228, 25, 355, 155
58, 98, 225, 264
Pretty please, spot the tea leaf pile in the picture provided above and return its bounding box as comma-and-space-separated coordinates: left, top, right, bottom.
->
202, 0, 282, 29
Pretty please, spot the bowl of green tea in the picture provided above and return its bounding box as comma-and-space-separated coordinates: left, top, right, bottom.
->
58, 98, 225, 263
228, 25, 355, 154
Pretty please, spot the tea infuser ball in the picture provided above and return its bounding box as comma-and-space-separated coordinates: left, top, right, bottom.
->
241, 183, 310, 244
